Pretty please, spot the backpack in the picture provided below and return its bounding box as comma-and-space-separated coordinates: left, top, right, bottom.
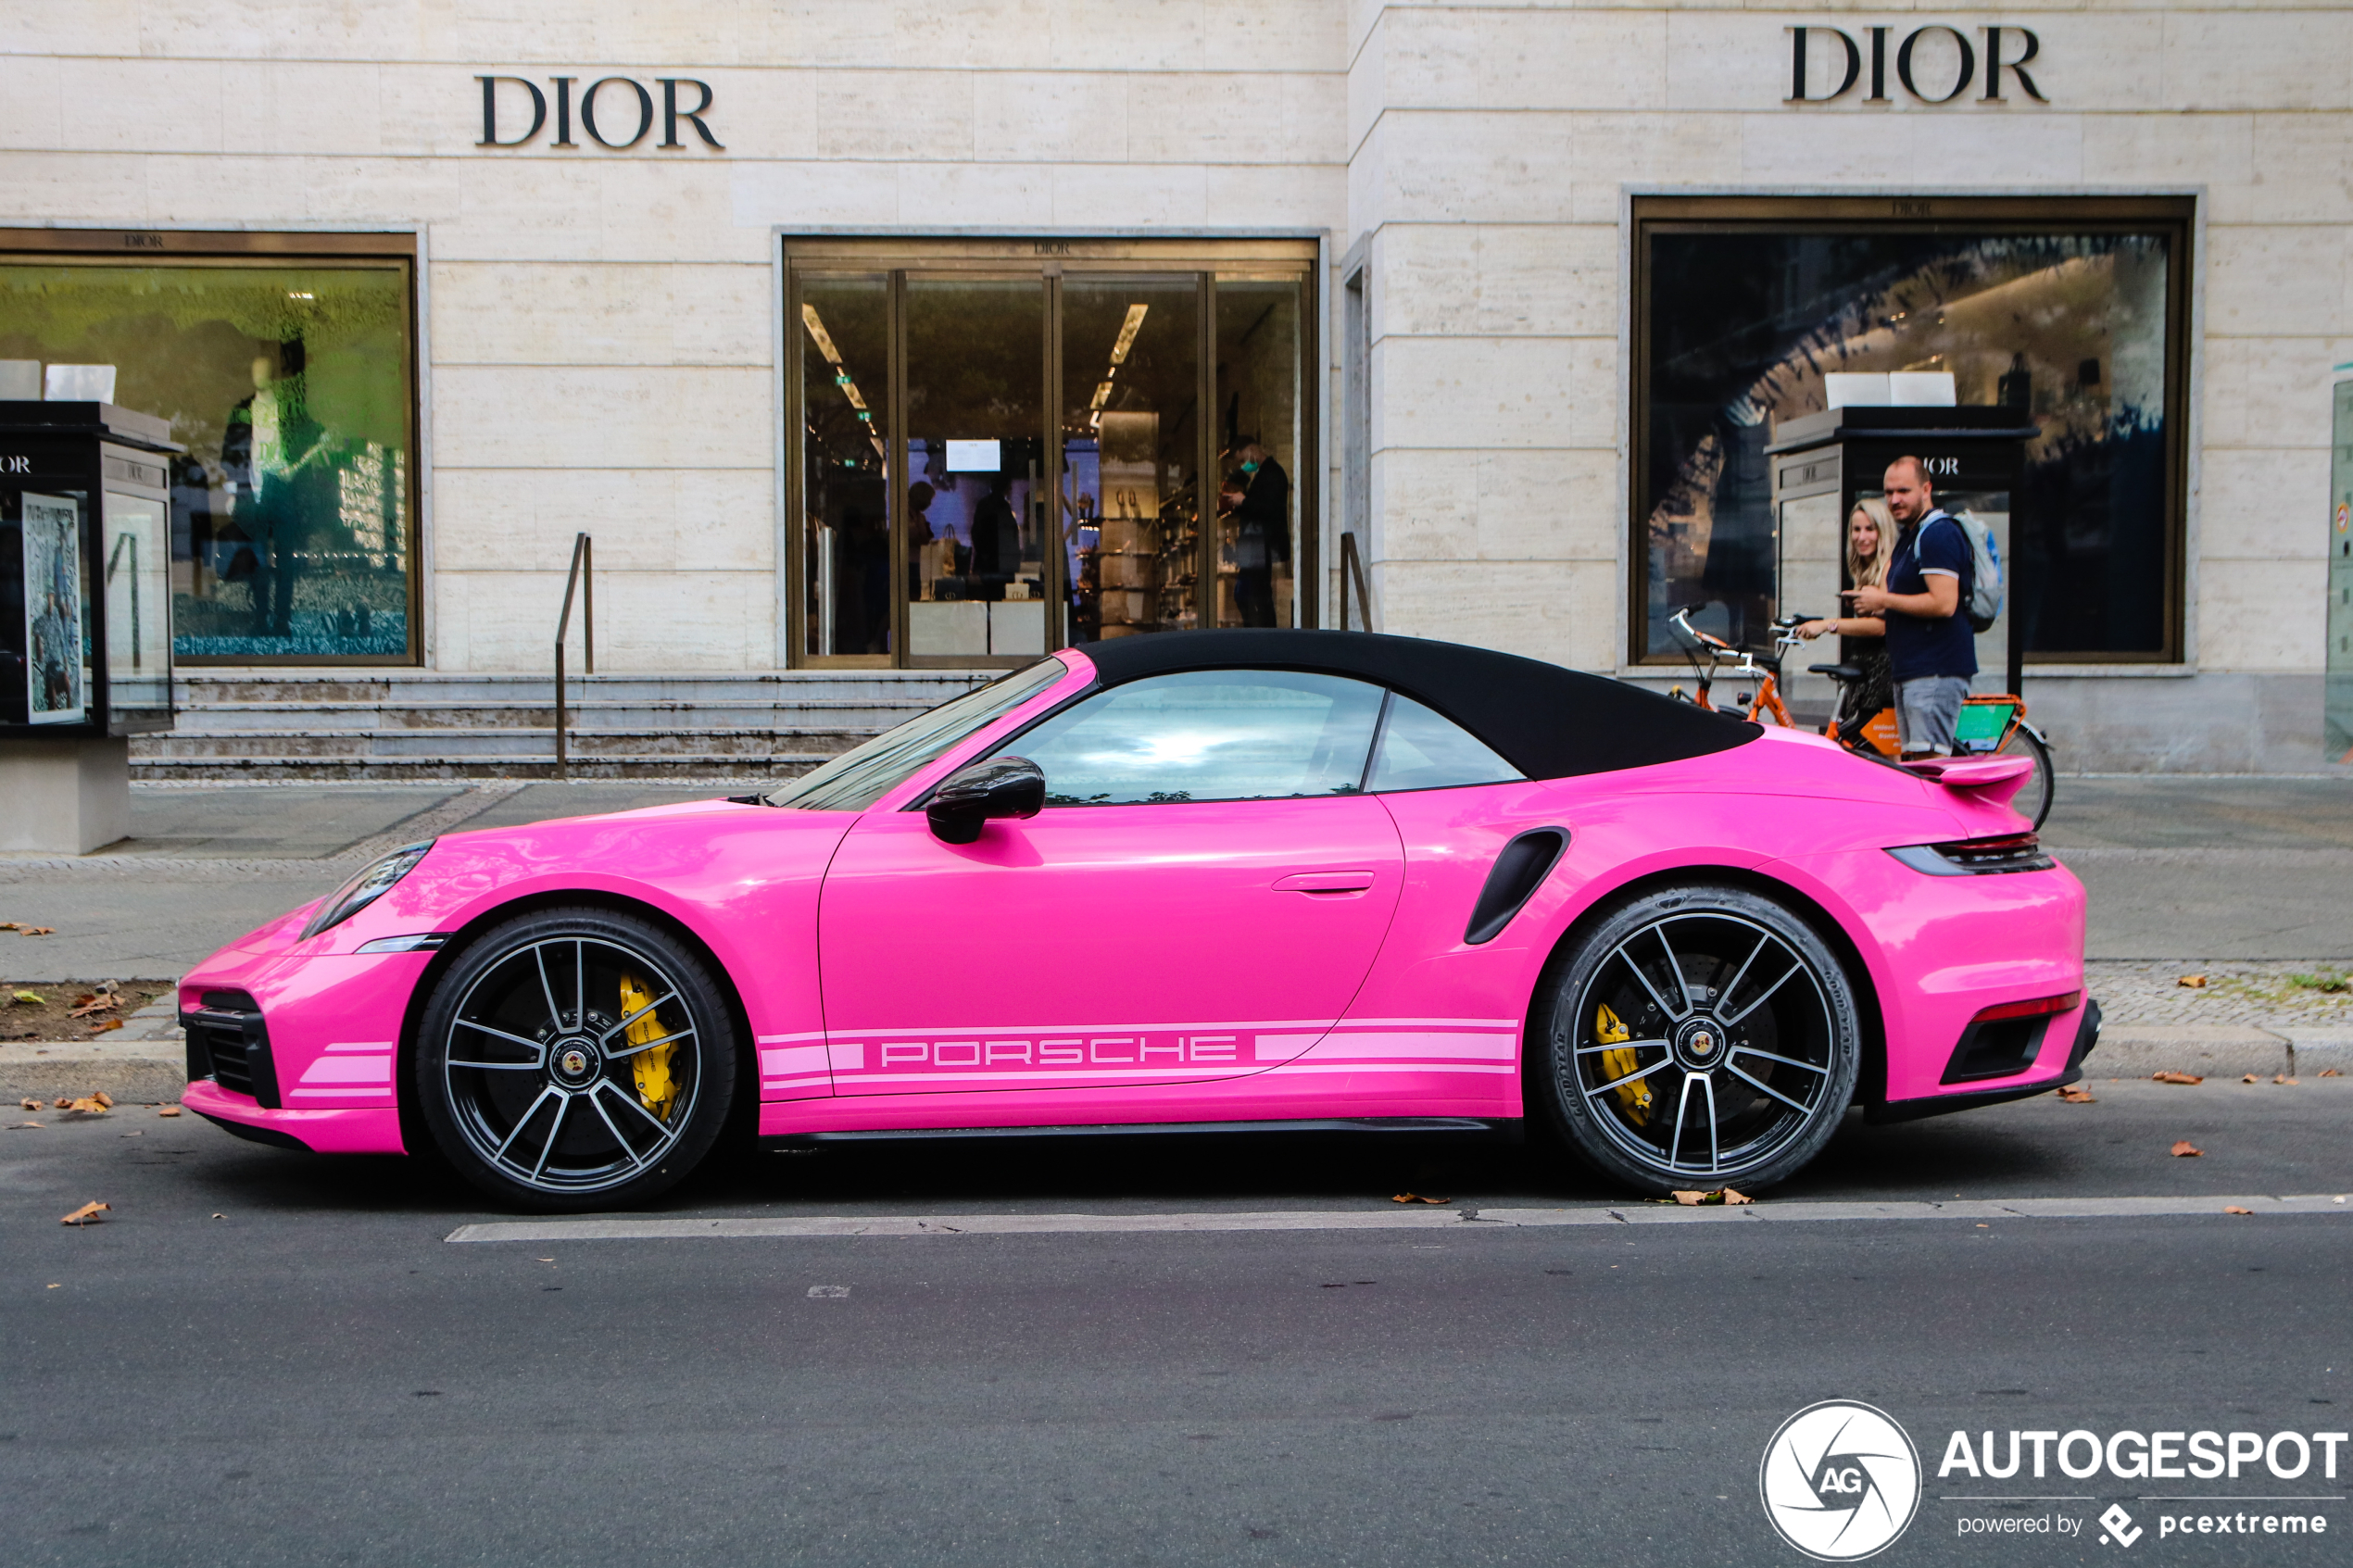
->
1933, 512, 2004, 633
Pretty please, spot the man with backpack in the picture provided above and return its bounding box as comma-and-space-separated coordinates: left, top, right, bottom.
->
1847, 456, 1979, 759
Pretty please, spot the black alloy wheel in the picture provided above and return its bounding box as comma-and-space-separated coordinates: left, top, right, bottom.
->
1537, 884, 1861, 1195
416, 907, 737, 1211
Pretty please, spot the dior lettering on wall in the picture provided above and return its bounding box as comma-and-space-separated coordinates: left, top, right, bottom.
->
475, 75, 724, 149
1786, 26, 2047, 105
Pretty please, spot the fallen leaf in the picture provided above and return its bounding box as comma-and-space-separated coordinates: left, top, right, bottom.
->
210, 1212, 225, 1220
2153, 1071, 2205, 1085
1671, 1189, 1708, 1206
19, 927, 53, 936
1390, 1193, 1419, 1204
10, 989, 44, 1006
57, 1096, 109, 1115
8, 1121, 43, 1129
2243, 1073, 2260, 1084
93, 1091, 112, 1108
46, 1282, 58, 1287
68, 995, 120, 1018
19, 1098, 38, 1110
157, 1105, 182, 1118
2322, 1069, 2344, 1078
0, 921, 20, 931
2177, 973, 2208, 988
60, 1201, 109, 1226
1723, 1189, 1755, 1206
2224, 1206, 2254, 1215
85, 1019, 123, 1035
2276, 1075, 2298, 1085
2171, 1140, 2204, 1158
1416, 1196, 1450, 1205
2057, 1085, 2096, 1103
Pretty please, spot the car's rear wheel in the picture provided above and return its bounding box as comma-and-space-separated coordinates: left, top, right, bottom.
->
1536, 884, 1860, 1195
416, 907, 736, 1211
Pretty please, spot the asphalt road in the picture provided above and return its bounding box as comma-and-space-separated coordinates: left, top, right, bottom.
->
7, 1079, 2348, 1567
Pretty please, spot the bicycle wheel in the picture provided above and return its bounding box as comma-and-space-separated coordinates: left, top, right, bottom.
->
1997, 725, 2055, 830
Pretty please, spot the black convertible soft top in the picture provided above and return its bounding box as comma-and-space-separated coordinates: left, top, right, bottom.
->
1078, 630, 1757, 781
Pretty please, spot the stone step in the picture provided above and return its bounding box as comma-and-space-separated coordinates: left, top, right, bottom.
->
132, 668, 996, 778
168, 700, 930, 732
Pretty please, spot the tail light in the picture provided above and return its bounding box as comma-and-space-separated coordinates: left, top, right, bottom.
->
1885, 833, 2055, 876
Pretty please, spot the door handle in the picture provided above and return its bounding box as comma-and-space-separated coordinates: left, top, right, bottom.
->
1273, 871, 1377, 894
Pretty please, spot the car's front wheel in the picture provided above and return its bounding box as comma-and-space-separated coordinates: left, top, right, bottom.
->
1535, 884, 1861, 1195
416, 907, 737, 1211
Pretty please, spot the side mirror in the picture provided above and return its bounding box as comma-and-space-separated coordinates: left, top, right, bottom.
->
925, 756, 1046, 845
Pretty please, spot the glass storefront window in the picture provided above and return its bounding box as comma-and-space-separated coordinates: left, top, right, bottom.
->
1633, 198, 2190, 663
1062, 277, 1200, 644
1214, 279, 1302, 631
786, 240, 1317, 669
906, 278, 1047, 661
799, 275, 890, 659
0, 244, 419, 664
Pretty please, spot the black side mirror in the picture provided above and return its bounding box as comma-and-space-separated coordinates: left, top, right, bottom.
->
925, 756, 1046, 845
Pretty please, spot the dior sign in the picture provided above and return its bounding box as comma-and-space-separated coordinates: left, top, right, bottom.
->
1786, 25, 2047, 104
475, 75, 724, 149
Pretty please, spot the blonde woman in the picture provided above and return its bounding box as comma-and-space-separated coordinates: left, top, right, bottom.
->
1795, 498, 1896, 737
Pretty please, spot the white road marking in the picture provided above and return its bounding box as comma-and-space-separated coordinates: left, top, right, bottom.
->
807, 1285, 849, 1298
447, 1193, 2349, 1244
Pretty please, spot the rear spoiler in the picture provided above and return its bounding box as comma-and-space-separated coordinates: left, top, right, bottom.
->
1901, 754, 2033, 809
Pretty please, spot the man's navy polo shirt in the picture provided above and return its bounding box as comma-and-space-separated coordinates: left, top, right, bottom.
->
1885, 512, 1977, 683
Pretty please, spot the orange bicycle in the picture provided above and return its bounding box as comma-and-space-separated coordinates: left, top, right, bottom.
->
1664, 607, 2054, 828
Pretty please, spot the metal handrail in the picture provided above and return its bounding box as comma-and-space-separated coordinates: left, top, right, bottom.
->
554, 533, 593, 778
1338, 531, 1375, 632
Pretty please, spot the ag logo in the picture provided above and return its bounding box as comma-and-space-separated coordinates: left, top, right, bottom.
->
1759, 1400, 1921, 1561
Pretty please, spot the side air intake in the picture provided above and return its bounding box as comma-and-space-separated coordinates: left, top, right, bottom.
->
1464, 828, 1569, 946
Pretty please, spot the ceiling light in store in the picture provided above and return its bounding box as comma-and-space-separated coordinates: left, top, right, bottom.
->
802, 305, 843, 365
286, 291, 314, 300
1110, 303, 1148, 365
1090, 381, 1115, 411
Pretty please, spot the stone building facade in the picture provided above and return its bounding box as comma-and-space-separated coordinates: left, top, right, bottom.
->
3, 0, 2347, 770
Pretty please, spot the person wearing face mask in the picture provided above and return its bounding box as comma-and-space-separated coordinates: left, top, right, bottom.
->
1219, 439, 1290, 628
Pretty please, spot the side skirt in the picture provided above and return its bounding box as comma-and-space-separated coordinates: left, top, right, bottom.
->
762, 1116, 1521, 1150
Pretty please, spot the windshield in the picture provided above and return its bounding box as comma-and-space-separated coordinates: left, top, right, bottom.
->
761, 658, 1072, 810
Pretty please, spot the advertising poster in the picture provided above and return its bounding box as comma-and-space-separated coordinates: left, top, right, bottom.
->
22, 491, 84, 724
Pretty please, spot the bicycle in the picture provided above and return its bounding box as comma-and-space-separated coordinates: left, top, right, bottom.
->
1663, 606, 2055, 829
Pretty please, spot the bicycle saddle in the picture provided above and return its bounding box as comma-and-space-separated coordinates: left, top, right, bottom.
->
1807, 663, 1865, 682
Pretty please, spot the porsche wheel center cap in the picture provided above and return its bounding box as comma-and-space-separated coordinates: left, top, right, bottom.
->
1673, 1019, 1724, 1065
550, 1039, 601, 1085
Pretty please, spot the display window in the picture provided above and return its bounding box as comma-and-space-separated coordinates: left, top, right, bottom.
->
1630, 196, 2192, 666
0, 231, 421, 666
785, 239, 1317, 669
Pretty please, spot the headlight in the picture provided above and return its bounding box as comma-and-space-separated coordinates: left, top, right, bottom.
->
302, 841, 435, 938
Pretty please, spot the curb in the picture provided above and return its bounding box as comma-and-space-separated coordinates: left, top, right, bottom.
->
1, 1042, 186, 1106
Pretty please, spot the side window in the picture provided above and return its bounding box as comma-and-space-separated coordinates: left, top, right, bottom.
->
1014, 670, 1385, 806
1366, 694, 1525, 793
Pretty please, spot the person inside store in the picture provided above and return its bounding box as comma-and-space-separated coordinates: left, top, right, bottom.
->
1846, 457, 1974, 759
970, 472, 1022, 602
1793, 497, 1897, 746
907, 480, 937, 600
1219, 439, 1290, 627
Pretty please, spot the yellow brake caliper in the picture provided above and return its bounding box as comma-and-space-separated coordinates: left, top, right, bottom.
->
1596, 1002, 1652, 1125
620, 974, 678, 1122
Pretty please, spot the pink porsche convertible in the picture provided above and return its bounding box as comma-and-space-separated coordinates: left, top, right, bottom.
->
179, 630, 2095, 1210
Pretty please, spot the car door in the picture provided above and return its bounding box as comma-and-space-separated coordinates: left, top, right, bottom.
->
818, 668, 1405, 1097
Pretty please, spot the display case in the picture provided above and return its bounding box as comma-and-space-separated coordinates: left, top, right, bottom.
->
1, 401, 179, 739
1767, 405, 2034, 710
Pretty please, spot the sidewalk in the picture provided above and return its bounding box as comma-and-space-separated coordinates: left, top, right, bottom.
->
3, 774, 2349, 1101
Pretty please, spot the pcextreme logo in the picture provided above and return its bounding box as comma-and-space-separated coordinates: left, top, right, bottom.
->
1761, 1400, 1924, 1560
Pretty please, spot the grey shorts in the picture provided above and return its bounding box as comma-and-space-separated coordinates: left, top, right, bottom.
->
1894, 674, 1971, 756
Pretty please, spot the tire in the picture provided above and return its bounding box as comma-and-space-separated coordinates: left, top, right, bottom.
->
1534, 884, 1862, 1196
1996, 725, 2055, 831
416, 906, 737, 1212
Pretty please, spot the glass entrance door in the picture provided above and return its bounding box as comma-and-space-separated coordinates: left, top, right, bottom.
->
786, 241, 1316, 669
